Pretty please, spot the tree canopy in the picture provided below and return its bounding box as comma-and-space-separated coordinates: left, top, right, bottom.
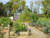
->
11, 0, 26, 13
5, 1, 13, 13
17, 6, 38, 22
41, 0, 50, 18
0, 2, 6, 16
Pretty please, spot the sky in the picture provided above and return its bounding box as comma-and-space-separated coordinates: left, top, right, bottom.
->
0, 0, 10, 4
0, 0, 36, 7
0, 0, 42, 14
0, 0, 34, 6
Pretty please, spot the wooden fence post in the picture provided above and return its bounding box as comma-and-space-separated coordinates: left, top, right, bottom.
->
8, 24, 10, 38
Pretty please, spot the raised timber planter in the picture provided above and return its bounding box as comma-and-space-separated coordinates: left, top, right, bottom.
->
10, 36, 16, 38
15, 31, 28, 36
19, 31, 28, 36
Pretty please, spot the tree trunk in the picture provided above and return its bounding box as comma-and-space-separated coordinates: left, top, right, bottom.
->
8, 24, 10, 38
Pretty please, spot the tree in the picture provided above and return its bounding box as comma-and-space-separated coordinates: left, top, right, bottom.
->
11, 0, 26, 13
19, 6, 32, 22
41, 0, 50, 18
5, 1, 13, 14
19, 6, 38, 22
0, 2, 6, 16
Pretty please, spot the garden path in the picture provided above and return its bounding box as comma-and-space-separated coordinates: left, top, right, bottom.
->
16, 26, 50, 38
27, 26, 50, 38
4, 26, 50, 38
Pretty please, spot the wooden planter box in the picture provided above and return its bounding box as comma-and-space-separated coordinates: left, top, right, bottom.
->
15, 31, 28, 36
19, 31, 28, 36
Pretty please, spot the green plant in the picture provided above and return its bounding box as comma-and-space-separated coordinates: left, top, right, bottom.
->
42, 24, 50, 34
19, 7, 38, 22
19, 7, 32, 22
12, 0, 26, 13
37, 19, 50, 34
48, 30, 50, 34
46, 24, 50, 29
46, 24, 50, 34
41, 0, 50, 18
13, 22, 27, 32
42, 27, 47, 33
31, 18, 50, 34
37, 18, 50, 27
0, 17, 13, 27
30, 14, 38, 22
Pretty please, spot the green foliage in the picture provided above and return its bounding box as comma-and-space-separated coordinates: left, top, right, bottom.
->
41, 0, 50, 18
34, 9, 37, 14
37, 19, 46, 27
19, 7, 32, 22
38, 14, 46, 17
0, 17, 13, 27
19, 7, 38, 22
36, 18, 50, 27
46, 24, 50, 34
5, 1, 13, 13
11, 0, 26, 13
13, 22, 27, 32
42, 26, 50, 34
5, 1, 13, 10
48, 30, 50, 34
46, 24, 50, 29
30, 14, 38, 21
0, 2, 6, 16
34, 18, 50, 34
42, 27, 47, 33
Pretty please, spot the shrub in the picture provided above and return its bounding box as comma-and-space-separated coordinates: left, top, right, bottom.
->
0, 17, 13, 27
13, 22, 27, 32
46, 24, 50, 29
37, 18, 50, 27
42, 27, 47, 33
48, 30, 50, 34
42, 24, 50, 34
